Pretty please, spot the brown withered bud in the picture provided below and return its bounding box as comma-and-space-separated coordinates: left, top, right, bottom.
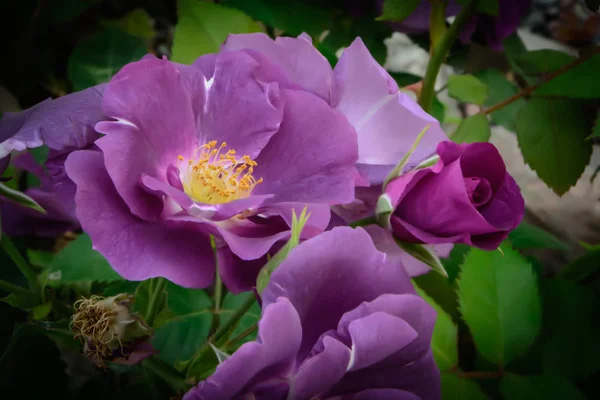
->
71, 294, 155, 367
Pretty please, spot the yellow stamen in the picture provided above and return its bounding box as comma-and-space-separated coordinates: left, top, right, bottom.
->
179, 141, 263, 204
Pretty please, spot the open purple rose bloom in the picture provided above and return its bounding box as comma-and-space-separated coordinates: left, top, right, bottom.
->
381, 0, 532, 50
65, 42, 361, 291
184, 227, 439, 400
385, 141, 524, 251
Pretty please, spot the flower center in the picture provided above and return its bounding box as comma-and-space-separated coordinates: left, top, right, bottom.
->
179, 141, 263, 205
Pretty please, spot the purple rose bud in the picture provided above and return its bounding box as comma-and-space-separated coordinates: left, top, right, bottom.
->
385, 141, 524, 251
71, 294, 154, 367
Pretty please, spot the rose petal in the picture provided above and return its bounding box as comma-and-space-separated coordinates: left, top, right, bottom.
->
262, 227, 414, 362
289, 336, 351, 399
96, 57, 200, 220
65, 150, 215, 288
201, 50, 284, 159
345, 312, 419, 371
223, 33, 332, 101
332, 38, 446, 181
253, 89, 358, 206
184, 297, 302, 400
0, 85, 104, 158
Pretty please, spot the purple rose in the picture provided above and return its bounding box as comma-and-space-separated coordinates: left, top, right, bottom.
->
65, 49, 359, 291
380, 0, 532, 50
0, 85, 105, 235
184, 227, 440, 400
385, 141, 524, 251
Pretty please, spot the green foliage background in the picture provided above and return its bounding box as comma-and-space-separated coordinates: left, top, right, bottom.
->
0, 0, 599, 399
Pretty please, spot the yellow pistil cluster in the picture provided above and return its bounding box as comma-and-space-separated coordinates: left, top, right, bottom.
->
180, 140, 263, 204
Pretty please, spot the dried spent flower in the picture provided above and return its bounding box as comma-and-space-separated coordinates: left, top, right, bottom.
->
71, 293, 154, 367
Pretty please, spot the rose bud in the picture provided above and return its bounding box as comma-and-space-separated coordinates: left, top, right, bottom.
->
385, 141, 524, 251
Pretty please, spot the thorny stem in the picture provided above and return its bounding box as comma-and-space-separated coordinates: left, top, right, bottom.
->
186, 294, 256, 377
209, 236, 223, 336
418, 0, 480, 113
143, 356, 189, 392
225, 323, 258, 349
1, 235, 39, 291
145, 277, 167, 327
482, 49, 600, 115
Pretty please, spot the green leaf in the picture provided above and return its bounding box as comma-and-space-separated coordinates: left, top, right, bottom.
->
32, 302, 53, 320
456, 0, 498, 15
172, 0, 261, 64
0, 183, 45, 214
447, 74, 489, 105
223, 0, 329, 37
396, 240, 448, 278
441, 374, 488, 400
415, 287, 457, 371
502, 33, 535, 84
100, 8, 155, 40
509, 222, 571, 251
47, 234, 122, 285
500, 373, 586, 400
558, 247, 600, 283
474, 69, 526, 130
535, 53, 600, 98
413, 269, 460, 321
256, 207, 310, 295
441, 244, 470, 284
457, 244, 542, 366
221, 292, 260, 342
451, 114, 491, 144
1, 293, 40, 310
153, 283, 213, 365
541, 280, 600, 379
589, 110, 600, 139
516, 98, 593, 195
134, 279, 167, 318
378, 0, 421, 22
515, 50, 577, 75
27, 249, 54, 269
68, 27, 147, 91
